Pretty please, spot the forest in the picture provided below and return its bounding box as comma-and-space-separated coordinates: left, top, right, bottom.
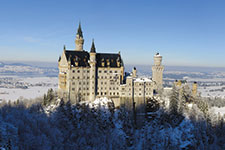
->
0, 87, 225, 150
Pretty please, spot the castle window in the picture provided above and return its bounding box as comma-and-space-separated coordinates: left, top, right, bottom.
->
87, 82, 89, 85
99, 70, 101, 73
72, 76, 75, 79
87, 77, 89, 79
113, 92, 115, 95
110, 71, 112, 73
97, 92, 99, 95
73, 70, 75, 73
109, 87, 111, 90
87, 70, 89, 73
79, 88, 81, 90
105, 82, 107, 84
105, 76, 107, 79
72, 88, 75, 91
83, 82, 85, 84
72, 82, 75, 85
104, 70, 107, 73
79, 82, 81, 85
77, 70, 80, 73
105, 92, 107, 95
139, 88, 141, 91
115, 71, 117, 73
87, 88, 89, 90
139, 93, 141, 96
110, 92, 111, 95
87, 93, 89, 96
117, 92, 119, 95
101, 92, 103, 95
77, 76, 80, 79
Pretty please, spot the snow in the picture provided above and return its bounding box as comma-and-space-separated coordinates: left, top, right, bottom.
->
134, 77, 152, 83
90, 97, 112, 109
0, 77, 58, 101
210, 107, 225, 116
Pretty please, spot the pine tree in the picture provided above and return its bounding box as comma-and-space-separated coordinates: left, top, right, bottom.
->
43, 88, 55, 106
169, 85, 179, 115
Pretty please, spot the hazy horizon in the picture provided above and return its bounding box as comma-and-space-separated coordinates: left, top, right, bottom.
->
1, 60, 225, 73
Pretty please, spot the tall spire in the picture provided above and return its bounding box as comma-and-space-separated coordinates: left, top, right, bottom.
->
63, 45, 66, 51
90, 39, 96, 53
75, 22, 84, 51
77, 22, 83, 38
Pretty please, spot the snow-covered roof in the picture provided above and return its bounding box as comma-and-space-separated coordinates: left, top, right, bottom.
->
134, 77, 152, 83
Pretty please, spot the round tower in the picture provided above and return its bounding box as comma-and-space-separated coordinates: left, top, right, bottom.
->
152, 53, 164, 90
132, 67, 137, 78
75, 22, 84, 51
192, 82, 198, 97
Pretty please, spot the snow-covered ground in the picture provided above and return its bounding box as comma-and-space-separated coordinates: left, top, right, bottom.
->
186, 77, 225, 99
0, 76, 58, 101
210, 107, 225, 116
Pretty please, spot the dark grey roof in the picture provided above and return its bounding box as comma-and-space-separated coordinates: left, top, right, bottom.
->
96, 53, 123, 68
65, 50, 89, 67
64, 50, 123, 68
77, 23, 83, 38
90, 40, 96, 53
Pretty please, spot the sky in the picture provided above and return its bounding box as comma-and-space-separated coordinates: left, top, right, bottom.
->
0, 0, 225, 67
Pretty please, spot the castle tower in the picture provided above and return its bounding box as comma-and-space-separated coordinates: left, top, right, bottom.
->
75, 23, 84, 51
89, 39, 96, 101
152, 53, 164, 90
132, 67, 137, 78
192, 82, 198, 97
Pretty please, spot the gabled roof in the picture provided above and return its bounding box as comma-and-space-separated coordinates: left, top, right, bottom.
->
96, 53, 123, 68
65, 50, 90, 67
63, 50, 123, 68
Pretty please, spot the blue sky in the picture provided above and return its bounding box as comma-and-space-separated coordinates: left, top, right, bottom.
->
0, 0, 225, 67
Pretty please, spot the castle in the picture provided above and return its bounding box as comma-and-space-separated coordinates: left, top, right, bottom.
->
58, 23, 164, 107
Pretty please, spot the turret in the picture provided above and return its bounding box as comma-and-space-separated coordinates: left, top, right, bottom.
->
75, 22, 84, 51
89, 39, 97, 101
152, 52, 164, 90
154, 52, 162, 66
132, 67, 137, 78
192, 82, 198, 97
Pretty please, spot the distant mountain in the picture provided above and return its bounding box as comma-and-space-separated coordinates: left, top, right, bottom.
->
0, 62, 4, 67
0, 62, 58, 77
8, 63, 31, 67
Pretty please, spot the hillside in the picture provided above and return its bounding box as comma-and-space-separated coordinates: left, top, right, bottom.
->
0, 89, 225, 150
